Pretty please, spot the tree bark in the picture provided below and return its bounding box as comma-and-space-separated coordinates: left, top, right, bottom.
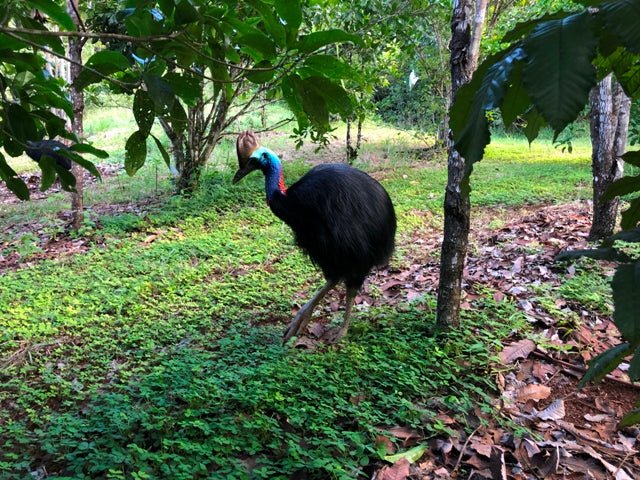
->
588, 75, 631, 241
469, 0, 489, 72
67, 0, 84, 231
436, 0, 476, 330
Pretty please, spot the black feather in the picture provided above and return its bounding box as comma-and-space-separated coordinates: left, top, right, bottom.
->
269, 163, 396, 288
25, 140, 73, 170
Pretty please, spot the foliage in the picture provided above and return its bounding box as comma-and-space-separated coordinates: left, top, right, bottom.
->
0, 163, 534, 478
0, 0, 360, 198
450, 0, 640, 424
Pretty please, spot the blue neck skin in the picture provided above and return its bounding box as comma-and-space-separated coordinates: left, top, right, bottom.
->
253, 147, 286, 202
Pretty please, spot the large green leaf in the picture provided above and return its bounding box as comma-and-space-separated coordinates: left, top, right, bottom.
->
281, 74, 309, 129
250, 0, 287, 48
54, 163, 76, 192
612, 262, 640, 343
621, 197, 640, 230
64, 150, 102, 179
296, 29, 360, 54
174, 0, 199, 25
523, 11, 597, 135
5, 104, 38, 146
69, 143, 109, 159
453, 48, 525, 167
237, 32, 277, 60
301, 55, 362, 82
522, 108, 547, 144
133, 89, 155, 137
163, 72, 202, 106
303, 77, 353, 118
245, 60, 276, 84
30, 0, 75, 31
602, 174, 640, 200
275, 0, 301, 41
501, 62, 532, 129
75, 51, 131, 90
151, 134, 171, 168
143, 73, 175, 114
502, 11, 571, 43
0, 152, 29, 200
600, 0, 640, 55
38, 155, 57, 191
622, 150, 640, 167
125, 130, 148, 176
629, 348, 640, 381
579, 342, 634, 387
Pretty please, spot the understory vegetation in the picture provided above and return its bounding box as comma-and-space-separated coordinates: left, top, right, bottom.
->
0, 113, 605, 478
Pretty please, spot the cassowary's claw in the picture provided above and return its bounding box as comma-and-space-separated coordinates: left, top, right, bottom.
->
282, 280, 337, 345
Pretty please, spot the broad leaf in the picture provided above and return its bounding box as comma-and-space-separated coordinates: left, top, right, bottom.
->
5, 104, 38, 146
168, 101, 188, 135
30, 0, 75, 31
502, 12, 571, 43
619, 408, 640, 427
621, 197, 640, 230
245, 60, 276, 84
54, 163, 76, 192
0, 153, 29, 200
523, 11, 597, 135
75, 51, 131, 90
301, 55, 361, 82
303, 77, 353, 118
501, 62, 532, 129
629, 348, 640, 381
281, 74, 309, 129
296, 29, 360, 54
250, 0, 287, 48
163, 72, 202, 106
38, 155, 57, 191
556, 247, 632, 263
151, 134, 171, 168
612, 262, 640, 343
579, 342, 634, 387
622, 150, 640, 167
174, 0, 199, 25
453, 48, 525, 168
125, 130, 148, 176
144, 73, 175, 114
522, 108, 547, 144
237, 33, 277, 60
133, 89, 155, 136
600, 0, 640, 55
69, 143, 109, 159
602, 174, 640, 200
275, 0, 301, 41
64, 151, 102, 179
384, 445, 427, 464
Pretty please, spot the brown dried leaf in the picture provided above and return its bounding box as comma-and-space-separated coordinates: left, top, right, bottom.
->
387, 426, 421, 442
536, 400, 565, 421
500, 339, 536, 364
379, 458, 410, 480
515, 384, 551, 403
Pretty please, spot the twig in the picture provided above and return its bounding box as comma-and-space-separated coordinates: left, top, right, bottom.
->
0, 25, 182, 42
451, 425, 481, 478
530, 350, 640, 390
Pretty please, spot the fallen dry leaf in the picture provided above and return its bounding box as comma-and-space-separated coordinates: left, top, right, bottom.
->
500, 339, 536, 364
536, 399, 565, 421
515, 384, 551, 403
379, 458, 410, 480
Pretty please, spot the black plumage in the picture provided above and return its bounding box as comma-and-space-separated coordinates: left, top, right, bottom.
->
25, 140, 72, 170
233, 131, 396, 342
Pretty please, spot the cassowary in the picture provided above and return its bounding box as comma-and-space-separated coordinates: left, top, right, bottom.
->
233, 131, 396, 343
25, 140, 72, 170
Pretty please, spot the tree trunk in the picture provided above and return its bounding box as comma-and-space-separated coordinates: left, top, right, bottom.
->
436, 0, 476, 330
356, 117, 363, 152
588, 75, 631, 241
346, 118, 356, 163
67, 0, 84, 231
469, 0, 489, 72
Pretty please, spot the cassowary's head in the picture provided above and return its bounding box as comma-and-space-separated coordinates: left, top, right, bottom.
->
233, 131, 261, 183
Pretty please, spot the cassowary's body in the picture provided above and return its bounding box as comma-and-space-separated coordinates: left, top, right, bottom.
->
25, 140, 72, 170
269, 164, 395, 289
233, 131, 396, 342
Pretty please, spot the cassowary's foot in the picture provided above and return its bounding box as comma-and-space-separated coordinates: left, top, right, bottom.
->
324, 286, 359, 344
282, 280, 336, 344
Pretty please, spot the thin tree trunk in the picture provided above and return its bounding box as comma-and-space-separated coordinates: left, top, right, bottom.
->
588, 75, 631, 241
436, 0, 476, 330
346, 118, 356, 163
67, 0, 84, 231
469, 0, 489, 72
356, 117, 363, 152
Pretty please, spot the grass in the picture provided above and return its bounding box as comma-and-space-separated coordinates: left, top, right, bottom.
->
0, 112, 599, 478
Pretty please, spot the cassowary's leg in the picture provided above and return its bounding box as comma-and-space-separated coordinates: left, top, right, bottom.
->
283, 280, 337, 342
327, 286, 359, 343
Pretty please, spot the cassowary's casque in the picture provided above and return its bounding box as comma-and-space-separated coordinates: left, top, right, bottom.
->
233, 131, 396, 342
25, 140, 72, 170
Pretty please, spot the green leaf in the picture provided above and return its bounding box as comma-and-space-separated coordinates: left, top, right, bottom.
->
275, 0, 301, 40
602, 174, 640, 201
163, 72, 202, 106
301, 55, 361, 82
523, 11, 597, 135
245, 60, 276, 84
579, 342, 634, 387
133, 89, 155, 136
303, 77, 353, 118
174, 0, 199, 25
0, 152, 29, 200
281, 74, 309, 129
250, 0, 287, 48
30, 0, 75, 31
54, 163, 76, 192
522, 108, 547, 144
144, 73, 175, 114
39, 155, 57, 191
629, 348, 640, 381
5, 104, 38, 146
75, 51, 130, 90
612, 262, 640, 343
151, 134, 171, 168
237, 33, 277, 60
69, 143, 109, 159
619, 408, 640, 427
125, 130, 148, 176
502, 12, 570, 43
296, 29, 361, 54
384, 445, 427, 464
621, 197, 640, 230
501, 62, 533, 129
453, 48, 525, 167
168, 101, 188, 135
64, 151, 102, 179
600, 0, 640, 55
622, 151, 640, 167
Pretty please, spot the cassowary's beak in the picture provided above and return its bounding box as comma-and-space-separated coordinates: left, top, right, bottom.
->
232, 163, 257, 184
